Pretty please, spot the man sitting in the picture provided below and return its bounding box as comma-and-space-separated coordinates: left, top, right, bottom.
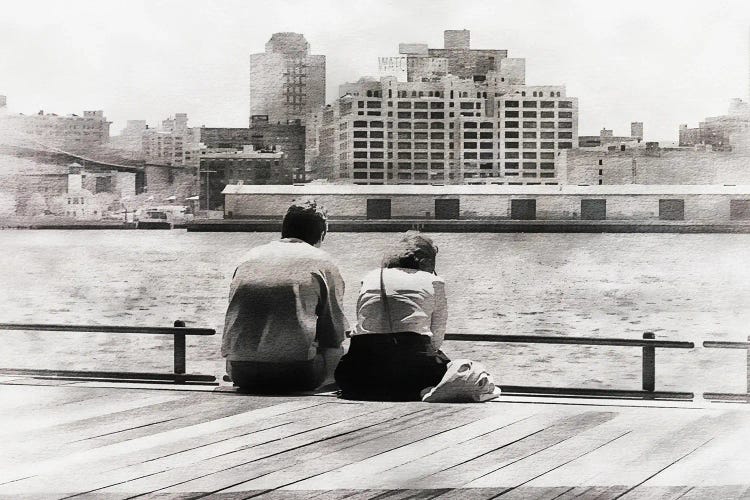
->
221, 201, 348, 392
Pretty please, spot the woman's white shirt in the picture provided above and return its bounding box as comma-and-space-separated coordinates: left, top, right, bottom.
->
353, 267, 447, 349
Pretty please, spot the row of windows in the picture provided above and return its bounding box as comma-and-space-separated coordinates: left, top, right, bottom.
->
346, 160, 556, 170
462, 143, 571, 157
398, 101, 444, 109
504, 121, 573, 129
504, 111, 574, 119
353, 131, 384, 138
397, 112, 446, 119
463, 140, 571, 149
350, 119, 575, 131
504, 100, 573, 108
464, 131, 573, 139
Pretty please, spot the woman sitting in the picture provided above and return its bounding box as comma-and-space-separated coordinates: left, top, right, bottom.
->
335, 231, 449, 401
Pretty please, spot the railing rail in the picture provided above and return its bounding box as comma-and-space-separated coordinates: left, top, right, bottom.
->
0, 320, 217, 384
702, 336, 750, 401
445, 331, 695, 400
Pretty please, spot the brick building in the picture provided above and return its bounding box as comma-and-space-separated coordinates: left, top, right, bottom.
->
0, 104, 111, 152
198, 120, 306, 183
561, 144, 750, 186
199, 146, 287, 211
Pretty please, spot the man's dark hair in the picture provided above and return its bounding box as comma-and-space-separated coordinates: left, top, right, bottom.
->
382, 231, 438, 270
281, 200, 328, 245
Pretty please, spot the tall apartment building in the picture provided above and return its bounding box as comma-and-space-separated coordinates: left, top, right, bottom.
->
249, 32, 325, 126
142, 113, 200, 167
317, 31, 577, 185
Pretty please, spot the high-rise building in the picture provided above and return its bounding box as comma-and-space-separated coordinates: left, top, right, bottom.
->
142, 113, 200, 167
249, 32, 325, 126
316, 31, 578, 185
631, 122, 644, 141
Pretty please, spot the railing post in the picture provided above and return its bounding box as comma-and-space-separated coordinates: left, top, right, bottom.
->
173, 320, 186, 377
642, 332, 655, 392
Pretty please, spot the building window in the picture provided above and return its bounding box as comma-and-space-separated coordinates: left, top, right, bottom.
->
505, 121, 519, 128
523, 101, 537, 108
559, 101, 572, 108
505, 101, 519, 107
505, 142, 519, 149
660, 199, 685, 220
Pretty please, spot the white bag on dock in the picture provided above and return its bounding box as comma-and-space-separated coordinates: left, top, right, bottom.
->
421, 359, 502, 403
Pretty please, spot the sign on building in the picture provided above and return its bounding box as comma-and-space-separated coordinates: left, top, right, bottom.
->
378, 56, 408, 81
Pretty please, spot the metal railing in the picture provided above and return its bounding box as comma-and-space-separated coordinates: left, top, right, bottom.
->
0, 321, 217, 384
445, 332, 696, 400
702, 336, 750, 401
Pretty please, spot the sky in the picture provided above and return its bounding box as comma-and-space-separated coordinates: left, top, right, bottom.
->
2, 0, 750, 141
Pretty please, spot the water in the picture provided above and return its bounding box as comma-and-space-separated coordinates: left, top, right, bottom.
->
1, 230, 748, 393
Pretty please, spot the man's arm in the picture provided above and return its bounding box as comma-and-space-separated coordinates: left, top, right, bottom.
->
430, 278, 448, 349
315, 266, 349, 348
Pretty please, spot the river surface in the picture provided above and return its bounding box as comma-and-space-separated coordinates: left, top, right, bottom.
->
1, 230, 749, 393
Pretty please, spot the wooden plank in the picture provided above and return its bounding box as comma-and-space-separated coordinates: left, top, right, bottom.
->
93, 403, 437, 497
0, 398, 329, 491
0, 391, 279, 466
338, 410, 585, 491
400, 410, 619, 490
0, 400, 380, 497
464, 412, 630, 489
0, 391, 185, 439
0, 384, 117, 412
537, 408, 745, 493
277, 405, 561, 492
626, 409, 750, 491
212, 404, 540, 493
677, 485, 750, 500
513, 407, 702, 490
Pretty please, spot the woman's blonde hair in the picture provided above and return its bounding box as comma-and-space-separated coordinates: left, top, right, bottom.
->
382, 231, 438, 270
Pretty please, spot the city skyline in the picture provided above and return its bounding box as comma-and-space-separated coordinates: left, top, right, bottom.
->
2, 0, 750, 141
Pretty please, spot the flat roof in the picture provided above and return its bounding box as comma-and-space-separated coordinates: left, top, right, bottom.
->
222, 184, 750, 196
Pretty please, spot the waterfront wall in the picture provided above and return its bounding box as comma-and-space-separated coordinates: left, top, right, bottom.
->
224, 191, 750, 222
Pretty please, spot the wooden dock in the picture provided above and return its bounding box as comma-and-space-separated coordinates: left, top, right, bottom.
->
1, 378, 749, 499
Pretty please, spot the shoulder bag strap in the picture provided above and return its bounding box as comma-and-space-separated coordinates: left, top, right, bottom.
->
379, 267, 396, 340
